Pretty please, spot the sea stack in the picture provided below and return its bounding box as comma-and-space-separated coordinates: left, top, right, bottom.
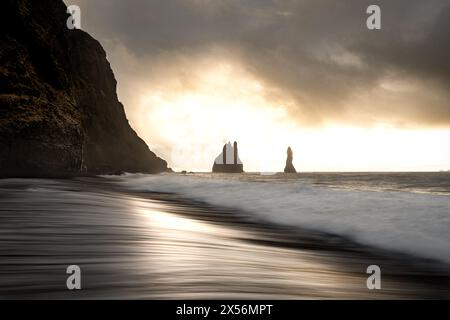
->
212, 141, 244, 173
284, 146, 297, 173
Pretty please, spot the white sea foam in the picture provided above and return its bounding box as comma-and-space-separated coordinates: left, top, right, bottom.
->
110, 173, 450, 264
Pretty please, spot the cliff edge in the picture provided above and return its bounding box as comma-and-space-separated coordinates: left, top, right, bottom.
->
0, 0, 168, 177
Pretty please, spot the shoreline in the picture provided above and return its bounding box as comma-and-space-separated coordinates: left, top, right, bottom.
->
121, 184, 450, 298
0, 177, 449, 299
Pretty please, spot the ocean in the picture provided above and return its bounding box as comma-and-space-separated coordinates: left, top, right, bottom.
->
0, 172, 449, 298
113, 172, 450, 264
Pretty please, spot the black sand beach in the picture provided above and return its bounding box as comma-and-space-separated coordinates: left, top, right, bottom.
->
0, 177, 449, 299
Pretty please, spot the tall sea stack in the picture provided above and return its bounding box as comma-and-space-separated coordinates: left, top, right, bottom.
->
212, 141, 244, 173
284, 146, 297, 173
0, 0, 168, 177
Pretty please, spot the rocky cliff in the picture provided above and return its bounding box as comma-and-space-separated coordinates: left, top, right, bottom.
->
0, 0, 168, 177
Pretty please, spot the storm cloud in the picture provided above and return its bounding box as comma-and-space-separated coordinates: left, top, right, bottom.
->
66, 0, 450, 128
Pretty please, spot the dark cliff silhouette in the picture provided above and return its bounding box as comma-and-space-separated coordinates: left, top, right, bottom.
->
0, 0, 168, 177
284, 146, 297, 173
212, 141, 244, 173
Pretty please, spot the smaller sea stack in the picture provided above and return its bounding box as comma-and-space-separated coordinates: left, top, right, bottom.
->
284, 146, 297, 173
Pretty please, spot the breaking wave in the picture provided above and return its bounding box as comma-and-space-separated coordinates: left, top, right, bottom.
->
110, 173, 450, 264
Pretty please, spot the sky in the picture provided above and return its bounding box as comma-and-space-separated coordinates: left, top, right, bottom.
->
64, 0, 450, 172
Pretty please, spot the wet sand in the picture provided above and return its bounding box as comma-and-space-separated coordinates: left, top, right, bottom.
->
0, 177, 449, 299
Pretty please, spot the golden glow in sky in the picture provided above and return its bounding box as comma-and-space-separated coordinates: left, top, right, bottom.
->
64, 0, 450, 172
127, 61, 450, 172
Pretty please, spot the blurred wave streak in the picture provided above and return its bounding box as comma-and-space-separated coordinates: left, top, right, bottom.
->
0, 178, 449, 299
